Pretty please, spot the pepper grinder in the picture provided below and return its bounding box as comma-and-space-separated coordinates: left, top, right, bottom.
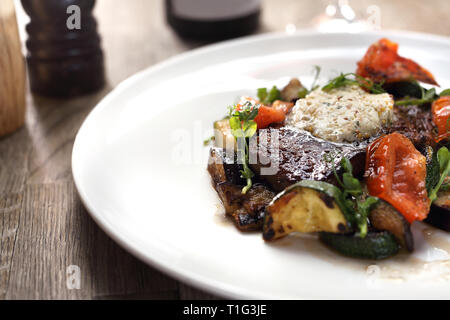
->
0, 0, 26, 137
21, 0, 105, 98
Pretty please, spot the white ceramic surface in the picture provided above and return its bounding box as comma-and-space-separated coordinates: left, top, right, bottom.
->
72, 30, 450, 299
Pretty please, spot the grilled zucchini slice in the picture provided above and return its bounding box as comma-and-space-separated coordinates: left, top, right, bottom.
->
263, 183, 349, 241
319, 231, 399, 260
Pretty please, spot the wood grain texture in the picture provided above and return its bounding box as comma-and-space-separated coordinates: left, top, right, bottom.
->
1, 0, 450, 300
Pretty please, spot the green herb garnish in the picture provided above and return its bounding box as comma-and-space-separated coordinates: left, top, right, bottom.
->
324, 154, 379, 238
322, 73, 385, 94
310, 65, 321, 92
228, 101, 259, 194
395, 85, 437, 106
391, 79, 450, 106
257, 86, 280, 105
428, 146, 450, 202
440, 89, 450, 97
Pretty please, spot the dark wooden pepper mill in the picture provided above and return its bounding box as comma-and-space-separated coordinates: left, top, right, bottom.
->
21, 0, 105, 98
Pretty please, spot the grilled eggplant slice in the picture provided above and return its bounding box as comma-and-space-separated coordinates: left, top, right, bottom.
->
426, 190, 450, 231
319, 232, 399, 260
263, 183, 349, 241
369, 200, 414, 251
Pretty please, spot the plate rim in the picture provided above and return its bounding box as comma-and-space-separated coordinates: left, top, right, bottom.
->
72, 29, 450, 299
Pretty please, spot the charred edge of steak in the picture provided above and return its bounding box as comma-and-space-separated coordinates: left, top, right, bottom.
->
208, 147, 275, 231
215, 182, 275, 231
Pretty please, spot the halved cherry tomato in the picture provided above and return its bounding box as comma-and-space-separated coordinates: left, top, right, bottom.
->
365, 132, 430, 223
356, 38, 438, 85
253, 105, 286, 129
432, 96, 450, 142
237, 97, 289, 129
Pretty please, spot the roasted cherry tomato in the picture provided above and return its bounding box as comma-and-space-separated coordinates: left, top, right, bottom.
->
365, 132, 430, 223
357, 38, 438, 86
237, 97, 288, 129
432, 96, 450, 142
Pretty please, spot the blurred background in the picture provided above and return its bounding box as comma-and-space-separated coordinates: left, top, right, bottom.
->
0, 0, 449, 300
13, 0, 450, 89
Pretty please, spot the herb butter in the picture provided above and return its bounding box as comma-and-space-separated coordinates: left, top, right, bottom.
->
286, 85, 394, 142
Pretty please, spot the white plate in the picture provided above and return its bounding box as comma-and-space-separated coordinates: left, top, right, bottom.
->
73, 30, 450, 299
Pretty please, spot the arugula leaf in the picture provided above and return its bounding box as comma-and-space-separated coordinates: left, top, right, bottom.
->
229, 101, 260, 194
257, 86, 280, 104
428, 146, 450, 202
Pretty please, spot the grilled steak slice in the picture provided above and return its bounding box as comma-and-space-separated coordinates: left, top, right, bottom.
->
387, 104, 436, 152
208, 147, 275, 231
215, 182, 275, 231
249, 127, 367, 192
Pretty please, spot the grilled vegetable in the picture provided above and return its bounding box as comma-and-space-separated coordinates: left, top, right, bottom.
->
426, 189, 450, 231
271, 100, 294, 114
280, 78, 305, 102
369, 200, 414, 251
263, 183, 349, 241
432, 96, 450, 142
365, 132, 430, 223
213, 119, 235, 150
356, 38, 438, 85
319, 231, 399, 260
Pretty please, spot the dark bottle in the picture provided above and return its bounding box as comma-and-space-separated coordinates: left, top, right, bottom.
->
21, 0, 105, 98
165, 0, 261, 41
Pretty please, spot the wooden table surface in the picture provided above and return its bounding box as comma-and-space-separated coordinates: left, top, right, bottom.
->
1, 0, 449, 300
